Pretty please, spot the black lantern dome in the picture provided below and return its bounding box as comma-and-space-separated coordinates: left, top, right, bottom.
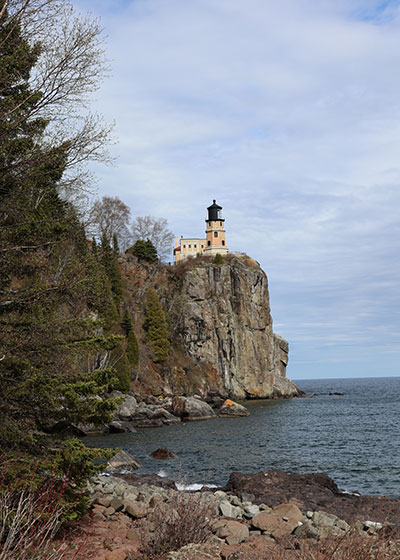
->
206, 200, 224, 222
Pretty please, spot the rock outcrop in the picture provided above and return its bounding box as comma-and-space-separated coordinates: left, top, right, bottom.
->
169, 256, 299, 399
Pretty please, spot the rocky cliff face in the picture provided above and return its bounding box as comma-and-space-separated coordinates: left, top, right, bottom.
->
168, 256, 299, 399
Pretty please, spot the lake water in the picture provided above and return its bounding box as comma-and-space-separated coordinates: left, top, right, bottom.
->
88, 377, 400, 497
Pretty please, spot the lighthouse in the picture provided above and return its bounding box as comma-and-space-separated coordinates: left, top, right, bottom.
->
173, 200, 229, 262
203, 200, 229, 257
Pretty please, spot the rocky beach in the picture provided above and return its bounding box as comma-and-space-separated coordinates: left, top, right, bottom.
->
64, 458, 400, 560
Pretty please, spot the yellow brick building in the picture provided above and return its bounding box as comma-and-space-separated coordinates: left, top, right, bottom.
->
174, 200, 229, 263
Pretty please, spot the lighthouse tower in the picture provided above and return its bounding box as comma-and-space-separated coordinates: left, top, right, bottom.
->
203, 200, 229, 257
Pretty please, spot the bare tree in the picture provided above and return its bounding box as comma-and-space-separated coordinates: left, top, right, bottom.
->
130, 216, 175, 262
87, 196, 131, 248
1, 0, 113, 200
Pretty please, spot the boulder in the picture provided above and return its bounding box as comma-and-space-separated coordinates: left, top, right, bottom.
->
214, 519, 249, 544
218, 399, 250, 417
148, 408, 181, 424
150, 448, 177, 459
272, 503, 304, 525
251, 511, 298, 539
106, 450, 141, 472
219, 500, 243, 519
115, 395, 138, 420
172, 396, 215, 420
108, 421, 137, 433
123, 500, 148, 519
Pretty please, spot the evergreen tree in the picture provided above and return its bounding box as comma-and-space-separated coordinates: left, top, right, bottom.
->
112, 231, 120, 254
121, 309, 133, 335
101, 233, 123, 311
128, 239, 158, 263
121, 310, 139, 367
143, 288, 170, 363
126, 329, 139, 367
213, 253, 224, 264
0, 6, 120, 520
111, 342, 130, 392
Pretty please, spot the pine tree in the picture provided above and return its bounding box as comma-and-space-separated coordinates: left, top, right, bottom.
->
121, 309, 133, 335
112, 232, 120, 254
111, 342, 130, 392
101, 233, 123, 311
127, 329, 139, 367
143, 288, 170, 363
128, 239, 158, 263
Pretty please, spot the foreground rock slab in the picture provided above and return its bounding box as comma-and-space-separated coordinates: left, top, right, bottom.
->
223, 469, 400, 526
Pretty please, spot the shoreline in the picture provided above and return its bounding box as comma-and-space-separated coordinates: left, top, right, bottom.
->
68, 467, 400, 559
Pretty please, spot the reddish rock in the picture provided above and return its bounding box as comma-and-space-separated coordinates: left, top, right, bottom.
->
220, 535, 281, 560
150, 447, 177, 459
251, 511, 297, 539
214, 519, 249, 544
272, 503, 304, 525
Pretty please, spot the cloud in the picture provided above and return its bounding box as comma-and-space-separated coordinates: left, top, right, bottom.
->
74, 0, 400, 379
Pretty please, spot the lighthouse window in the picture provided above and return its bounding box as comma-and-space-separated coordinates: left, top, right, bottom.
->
201, 245, 204, 248
194, 244, 197, 248
183, 245, 186, 248
207, 241, 211, 246
222, 240, 225, 246
214, 231, 218, 237
188, 245, 191, 248
220, 221, 222, 226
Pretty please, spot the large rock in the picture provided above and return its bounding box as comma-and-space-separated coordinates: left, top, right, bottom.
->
123, 499, 148, 519
115, 395, 138, 420
172, 396, 215, 420
106, 450, 141, 472
214, 519, 249, 544
251, 503, 304, 539
218, 399, 250, 417
108, 421, 137, 433
168, 256, 300, 399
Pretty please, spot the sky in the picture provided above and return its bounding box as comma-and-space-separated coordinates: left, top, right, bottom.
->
72, 0, 400, 380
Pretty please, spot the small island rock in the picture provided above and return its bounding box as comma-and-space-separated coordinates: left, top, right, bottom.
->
218, 399, 250, 417
150, 448, 177, 460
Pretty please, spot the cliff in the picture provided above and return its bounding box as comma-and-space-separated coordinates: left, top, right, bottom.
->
167, 255, 299, 399
121, 253, 300, 399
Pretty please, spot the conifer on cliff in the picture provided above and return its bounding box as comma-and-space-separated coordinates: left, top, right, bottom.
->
144, 288, 170, 363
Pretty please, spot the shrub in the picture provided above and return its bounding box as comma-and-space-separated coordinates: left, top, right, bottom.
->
0, 451, 94, 560
141, 491, 213, 558
213, 253, 224, 265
